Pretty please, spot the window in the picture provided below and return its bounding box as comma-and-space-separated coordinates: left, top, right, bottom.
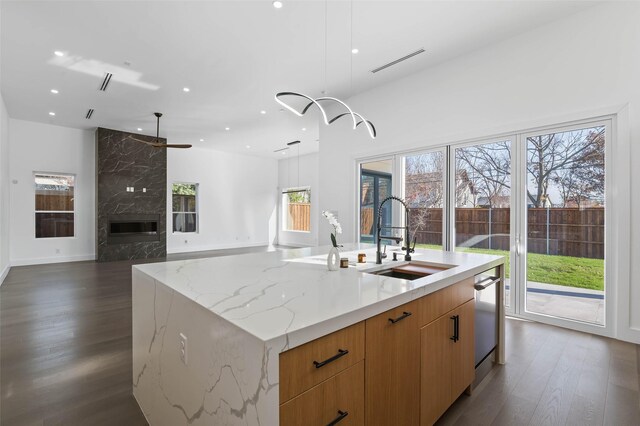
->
357, 117, 612, 335
404, 151, 445, 249
360, 160, 393, 243
282, 188, 310, 232
172, 183, 198, 233
35, 173, 75, 238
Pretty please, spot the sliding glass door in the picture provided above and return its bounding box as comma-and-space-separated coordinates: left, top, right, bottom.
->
356, 117, 611, 334
522, 124, 606, 326
404, 150, 446, 250
360, 160, 393, 243
454, 140, 513, 309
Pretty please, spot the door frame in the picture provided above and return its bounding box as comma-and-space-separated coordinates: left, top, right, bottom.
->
513, 117, 615, 337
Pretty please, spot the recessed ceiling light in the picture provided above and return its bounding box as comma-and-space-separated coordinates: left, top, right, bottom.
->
302, 127, 307, 131
183, 87, 190, 92
225, 127, 230, 131
273, 1, 283, 9
54, 51, 64, 57
50, 89, 59, 94
200, 139, 204, 142
246, 145, 251, 149
351, 48, 359, 54
137, 128, 142, 131
260, 110, 266, 115
281, 151, 286, 155
49, 112, 56, 116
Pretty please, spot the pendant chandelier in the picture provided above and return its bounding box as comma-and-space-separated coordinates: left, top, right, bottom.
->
275, 92, 376, 139
275, 1, 376, 139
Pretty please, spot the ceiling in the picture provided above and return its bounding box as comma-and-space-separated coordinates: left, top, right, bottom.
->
0, 1, 599, 158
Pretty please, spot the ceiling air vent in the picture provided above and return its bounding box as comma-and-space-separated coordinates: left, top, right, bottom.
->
273, 147, 289, 153
370, 48, 426, 74
85, 109, 94, 120
99, 72, 113, 91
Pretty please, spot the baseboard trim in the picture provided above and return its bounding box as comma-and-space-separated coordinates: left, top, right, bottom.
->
0, 264, 10, 286
618, 326, 640, 344
167, 241, 270, 255
10, 254, 96, 267
276, 242, 314, 248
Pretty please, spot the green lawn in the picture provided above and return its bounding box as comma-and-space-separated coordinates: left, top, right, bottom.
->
415, 244, 604, 291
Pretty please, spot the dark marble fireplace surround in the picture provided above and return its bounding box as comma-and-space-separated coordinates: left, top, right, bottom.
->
96, 127, 167, 262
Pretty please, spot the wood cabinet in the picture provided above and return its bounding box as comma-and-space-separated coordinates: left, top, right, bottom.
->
279, 278, 480, 426
280, 321, 365, 403
421, 299, 475, 426
418, 278, 474, 326
420, 312, 453, 425
365, 300, 420, 426
280, 361, 364, 426
450, 300, 475, 399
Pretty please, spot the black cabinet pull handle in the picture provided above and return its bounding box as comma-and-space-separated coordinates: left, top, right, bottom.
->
450, 316, 457, 341
388, 311, 412, 324
313, 349, 349, 369
326, 410, 349, 426
456, 315, 460, 342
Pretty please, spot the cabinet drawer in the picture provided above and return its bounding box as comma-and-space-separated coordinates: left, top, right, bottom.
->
280, 321, 365, 403
418, 278, 474, 326
280, 361, 364, 426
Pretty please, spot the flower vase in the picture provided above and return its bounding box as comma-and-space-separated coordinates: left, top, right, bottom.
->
327, 246, 340, 271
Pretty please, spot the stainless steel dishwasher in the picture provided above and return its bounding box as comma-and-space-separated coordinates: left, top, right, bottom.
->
474, 268, 500, 368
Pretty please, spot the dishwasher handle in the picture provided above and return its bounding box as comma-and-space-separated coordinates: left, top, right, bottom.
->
474, 276, 500, 291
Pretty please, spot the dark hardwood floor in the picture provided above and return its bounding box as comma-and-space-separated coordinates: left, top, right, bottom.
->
1, 247, 639, 425
0, 246, 281, 425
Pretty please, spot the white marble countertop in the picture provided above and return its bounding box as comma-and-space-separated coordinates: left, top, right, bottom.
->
133, 244, 504, 351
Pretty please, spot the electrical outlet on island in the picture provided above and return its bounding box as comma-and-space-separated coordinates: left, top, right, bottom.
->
179, 333, 188, 365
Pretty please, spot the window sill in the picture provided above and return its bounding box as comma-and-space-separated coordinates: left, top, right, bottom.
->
282, 230, 311, 234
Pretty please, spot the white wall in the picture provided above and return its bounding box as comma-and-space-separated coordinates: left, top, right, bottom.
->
9, 119, 95, 265
6, 123, 278, 261
0, 3, 9, 283
0, 95, 9, 282
167, 147, 278, 253
278, 152, 319, 247
319, 2, 640, 342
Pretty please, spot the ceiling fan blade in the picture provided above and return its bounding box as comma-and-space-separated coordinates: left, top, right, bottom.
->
127, 135, 191, 149
150, 143, 193, 149
127, 136, 157, 146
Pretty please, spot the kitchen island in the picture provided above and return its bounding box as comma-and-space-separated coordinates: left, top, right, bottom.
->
132, 244, 505, 425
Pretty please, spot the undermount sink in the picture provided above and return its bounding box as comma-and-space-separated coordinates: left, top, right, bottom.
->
374, 269, 427, 281
365, 261, 453, 281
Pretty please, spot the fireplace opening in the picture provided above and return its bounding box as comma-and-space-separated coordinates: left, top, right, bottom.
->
108, 214, 160, 244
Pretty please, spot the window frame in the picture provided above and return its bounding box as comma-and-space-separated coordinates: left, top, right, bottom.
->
172, 182, 199, 234
34, 171, 76, 239
281, 186, 311, 233
359, 169, 393, 243
354, 113, 620, 339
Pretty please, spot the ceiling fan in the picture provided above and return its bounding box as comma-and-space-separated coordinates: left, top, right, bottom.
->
128, 112, 192, 149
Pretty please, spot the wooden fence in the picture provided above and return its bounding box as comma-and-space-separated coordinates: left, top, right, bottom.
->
407, 207, 604, 259
287, 203, 311, 231
36, 190, 74, 211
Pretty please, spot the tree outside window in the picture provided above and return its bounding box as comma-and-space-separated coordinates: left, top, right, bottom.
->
172, 183, 198, 233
